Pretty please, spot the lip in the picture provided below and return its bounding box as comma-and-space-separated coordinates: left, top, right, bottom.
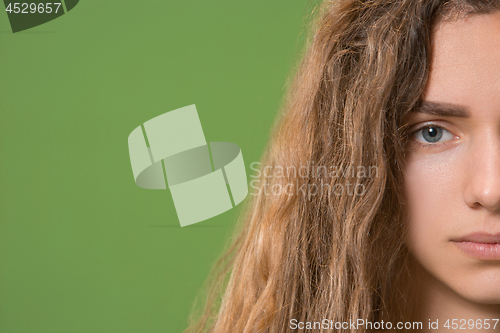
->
452, 232, 500, 260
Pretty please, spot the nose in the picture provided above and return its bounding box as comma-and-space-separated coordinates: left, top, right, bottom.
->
463, 130, 500, 213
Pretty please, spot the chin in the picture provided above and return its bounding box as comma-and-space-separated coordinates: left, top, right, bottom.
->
413, 255, 500, 305
459, 291, 500, 305
454, 274, 500, 304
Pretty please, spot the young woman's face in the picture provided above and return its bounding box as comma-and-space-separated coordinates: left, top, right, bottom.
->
404, 12, 500, 304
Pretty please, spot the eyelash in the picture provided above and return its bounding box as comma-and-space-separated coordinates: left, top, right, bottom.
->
410, 123, 455, 149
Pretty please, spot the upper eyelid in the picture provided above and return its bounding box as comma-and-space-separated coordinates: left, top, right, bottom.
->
409, 121, 454, 134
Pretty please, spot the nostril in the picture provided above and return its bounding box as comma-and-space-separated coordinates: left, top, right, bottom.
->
464, 182, 500, 212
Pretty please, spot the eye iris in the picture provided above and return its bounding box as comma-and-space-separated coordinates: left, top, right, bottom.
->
422, 126, 443, 143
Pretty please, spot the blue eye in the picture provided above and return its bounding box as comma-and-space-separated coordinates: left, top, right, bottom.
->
414, 125, 454, 144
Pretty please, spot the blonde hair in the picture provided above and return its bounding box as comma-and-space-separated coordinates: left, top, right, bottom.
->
184, 1, 500, 332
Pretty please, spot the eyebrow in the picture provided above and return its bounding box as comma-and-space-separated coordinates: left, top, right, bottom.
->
414, 101, 471, 118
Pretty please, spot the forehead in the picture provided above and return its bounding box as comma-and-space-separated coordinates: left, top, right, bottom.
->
422, 12, 500, 113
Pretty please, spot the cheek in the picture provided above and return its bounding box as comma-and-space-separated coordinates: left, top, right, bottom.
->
403, 148, 500, 302
403, 152, 461, 261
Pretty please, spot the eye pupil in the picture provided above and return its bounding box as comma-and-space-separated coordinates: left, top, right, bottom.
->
422, 126, 443, 142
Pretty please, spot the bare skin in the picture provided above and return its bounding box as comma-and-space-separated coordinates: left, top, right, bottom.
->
404, 12, 500, 332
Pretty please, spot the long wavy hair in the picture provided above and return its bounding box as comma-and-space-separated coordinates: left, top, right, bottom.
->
184, 1, 500, 332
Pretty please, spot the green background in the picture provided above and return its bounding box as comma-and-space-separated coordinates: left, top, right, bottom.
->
0, 1, 315, 332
